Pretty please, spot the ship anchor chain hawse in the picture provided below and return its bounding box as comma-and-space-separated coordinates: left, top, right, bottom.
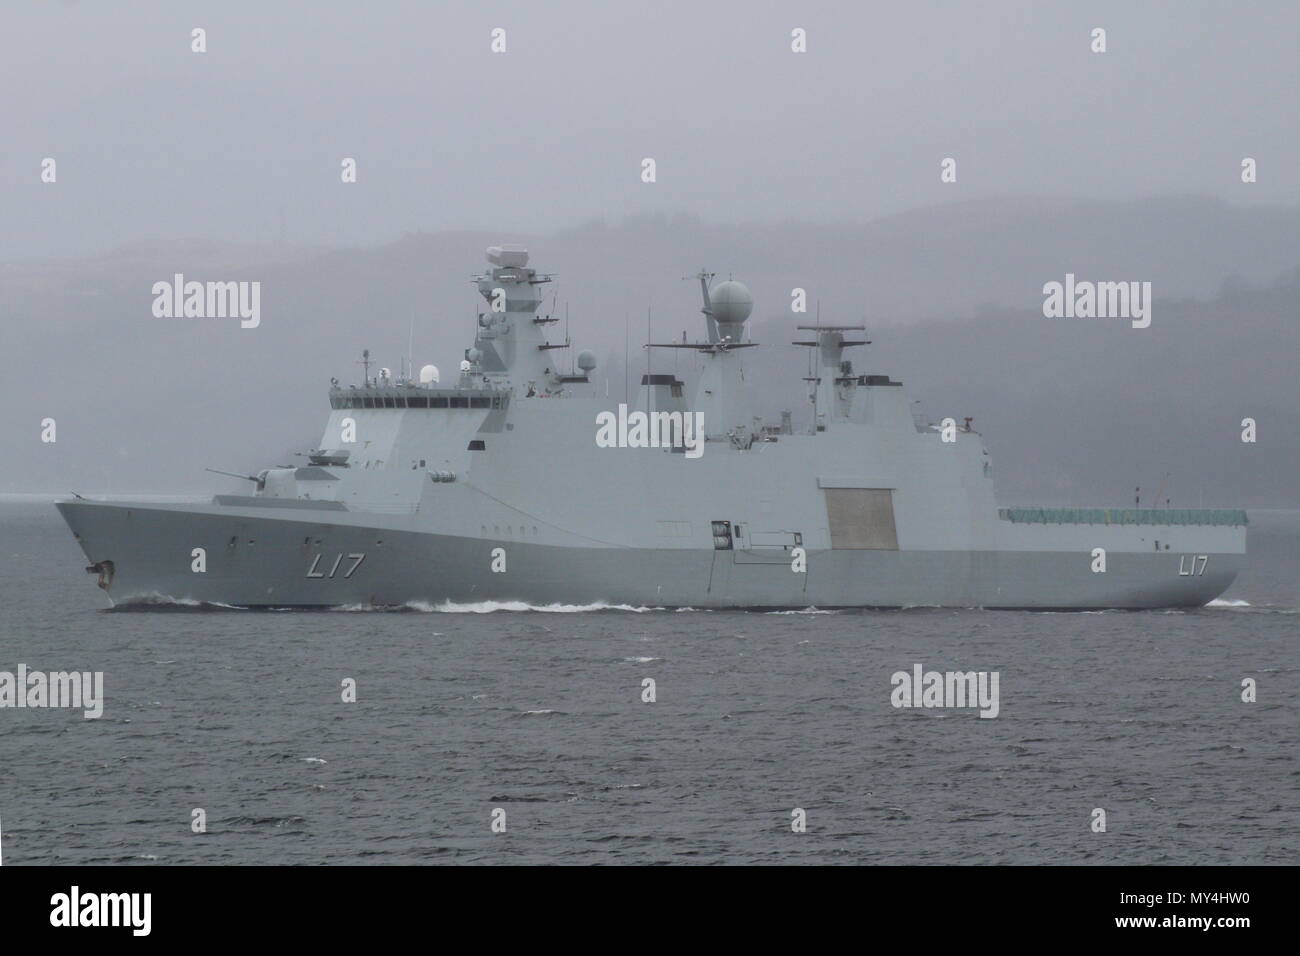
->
57, 244, 1246, 609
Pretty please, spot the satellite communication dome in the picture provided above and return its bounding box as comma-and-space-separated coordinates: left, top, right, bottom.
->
466, 348, 482, 364
459, 359, 472, 372
419, 364, 440, 384
577, 350, 597, 372
710, 280, 752, 325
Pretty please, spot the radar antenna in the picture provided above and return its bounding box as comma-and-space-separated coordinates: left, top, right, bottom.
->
683, 270, 718, 342
356, 348, 372, 386
650, 270, 758, 353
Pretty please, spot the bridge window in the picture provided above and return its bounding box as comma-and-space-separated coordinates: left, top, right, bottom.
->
340, 392, 500, 410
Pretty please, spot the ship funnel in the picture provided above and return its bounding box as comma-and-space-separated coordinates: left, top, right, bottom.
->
640, 374, 685, 410
639, 374, 687, 447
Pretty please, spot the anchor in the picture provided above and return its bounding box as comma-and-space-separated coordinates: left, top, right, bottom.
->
84, 559, 115, 591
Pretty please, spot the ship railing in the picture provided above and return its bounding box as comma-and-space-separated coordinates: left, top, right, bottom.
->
998, 507, 1248, 527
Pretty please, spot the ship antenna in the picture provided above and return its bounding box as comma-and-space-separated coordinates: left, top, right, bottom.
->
357, 348, 372, 386
683, 269, 718, 342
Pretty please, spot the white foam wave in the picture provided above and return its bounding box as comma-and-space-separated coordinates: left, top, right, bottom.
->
116, 593, 247, 610
404, 599, 661, 614
1206, 598, 1251, 607
129, 593, 202, 606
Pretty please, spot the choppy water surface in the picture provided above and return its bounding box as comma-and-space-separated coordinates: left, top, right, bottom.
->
0, 500, 1294, 864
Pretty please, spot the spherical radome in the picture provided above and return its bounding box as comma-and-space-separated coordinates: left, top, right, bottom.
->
419, 364, 440, 384
710, 280, 752, 324
577, 350, 597, 371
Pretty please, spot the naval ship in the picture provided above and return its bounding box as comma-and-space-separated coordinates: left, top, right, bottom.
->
58, 245, 1246, 609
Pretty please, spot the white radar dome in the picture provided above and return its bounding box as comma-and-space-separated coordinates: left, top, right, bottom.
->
710, 280, 752, 325
577, 350, 597, 372
419, 364, 440, 384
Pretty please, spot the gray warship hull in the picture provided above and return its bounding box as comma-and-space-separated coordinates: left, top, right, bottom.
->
57, 246, 1247, 610
57, 459, 1245, 612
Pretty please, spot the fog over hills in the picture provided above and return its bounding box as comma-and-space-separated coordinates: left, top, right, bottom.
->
3, 195, 1297, 507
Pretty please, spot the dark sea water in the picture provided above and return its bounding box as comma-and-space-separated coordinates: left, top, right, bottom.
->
0, 499, 1294, 865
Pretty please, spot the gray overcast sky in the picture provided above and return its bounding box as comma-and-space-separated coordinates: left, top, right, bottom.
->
2, 0, 1297, 259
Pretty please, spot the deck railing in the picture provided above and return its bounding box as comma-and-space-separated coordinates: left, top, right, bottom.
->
997, 507, 1248, 527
